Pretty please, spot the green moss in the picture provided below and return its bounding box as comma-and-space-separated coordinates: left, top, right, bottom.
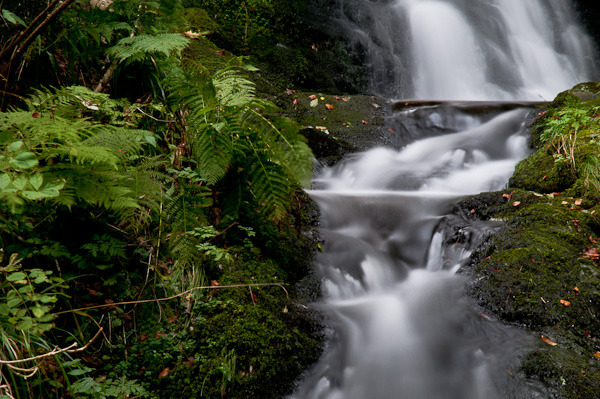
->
462, 84, 600, 397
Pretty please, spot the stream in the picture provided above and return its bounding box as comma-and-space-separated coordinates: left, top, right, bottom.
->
290, 1, 597, 398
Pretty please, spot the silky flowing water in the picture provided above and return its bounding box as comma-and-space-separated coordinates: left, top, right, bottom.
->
290, 1, 597, 398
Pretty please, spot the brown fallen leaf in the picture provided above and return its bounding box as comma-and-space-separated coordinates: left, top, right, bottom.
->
308, 94, 317, 100
315, 126, 327, 130
575, 199, 583, 205
158, 367, 170, 378
502, 193, 511, 199
560, 299, 570, 307
582, 248, 600, 260
513, 201, 521, 207
590, 236, 597, 244
561, 201, 569, 205
541, 335, 558, 346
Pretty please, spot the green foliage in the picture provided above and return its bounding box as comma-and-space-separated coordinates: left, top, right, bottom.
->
164, 60, 313, 221
539, 103, 600, 195
0, 86, 160, 215
107, 33, 190, 63
71, 375, 151, 399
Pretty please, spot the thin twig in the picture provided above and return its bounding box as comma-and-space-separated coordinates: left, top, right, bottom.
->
135, 107, 175, 123
0, 328, 103, 365
56, 283, 289, 315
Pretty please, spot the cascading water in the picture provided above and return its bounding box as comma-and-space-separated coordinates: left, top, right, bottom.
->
290, 1, 598, 398
335, 0, 597, 100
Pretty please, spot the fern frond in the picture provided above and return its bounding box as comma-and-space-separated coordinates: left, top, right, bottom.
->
107, 33, 190, 62
213, 67, 256, 108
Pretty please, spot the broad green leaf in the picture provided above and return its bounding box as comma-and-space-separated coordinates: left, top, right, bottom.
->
0, 174, 11, 189
29, 174, 43, 190
12, 175, 27, 190
0, 304, 9, 316
38, 295, 57, 303
16, 317, 33, 331
31, 305, 49, 318
6, 271, 27, 281
18, 285, 33, 294
12, 152, 38, 169
21, 191, 47, 200
7, 141, 23, 152
2, 9, 26, 26
7, 297, 23, 308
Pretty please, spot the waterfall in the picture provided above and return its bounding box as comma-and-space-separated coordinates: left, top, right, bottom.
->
336, 0, 597, 100
291, 1, 597, 398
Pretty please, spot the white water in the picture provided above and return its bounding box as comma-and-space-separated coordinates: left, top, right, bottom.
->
337, 0, 597, 99
290, 1, 597, 398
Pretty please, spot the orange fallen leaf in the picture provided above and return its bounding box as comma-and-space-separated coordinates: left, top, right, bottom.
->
502, 193, 511, 199
573, 286, 580, 292
550, 192, 561, 196
575, 199, 583, 205
590, 236, 598, 244
541, 335, 558, 346
158, 367, 170, 378
513, 201, 521, 207
361, 120, 369, 124
342, 98, 348, 102
560, 299, 570, 307
182, 30, 201, 39
582, 248, 600, 260
325, 104, 334, 110
595, 351, 600, 359
335, 96, 340, 100
470, 209, 475, 213
308, 94, 317, 100
293, 98, 299, 105
561, 201, 569, 205
210, 280, 219, 286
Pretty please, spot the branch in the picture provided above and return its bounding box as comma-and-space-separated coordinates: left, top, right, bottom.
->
1, 0, 76, 75
0, 327, 103, 365
0, 0, 61, 63
56, 282, 289, 315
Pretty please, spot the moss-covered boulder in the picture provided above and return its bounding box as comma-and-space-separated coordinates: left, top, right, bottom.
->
459, 83, 600, 398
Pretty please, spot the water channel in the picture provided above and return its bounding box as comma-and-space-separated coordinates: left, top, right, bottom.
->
291, 1, 598, 398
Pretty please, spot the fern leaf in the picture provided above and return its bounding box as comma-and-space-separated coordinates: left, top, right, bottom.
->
107, 33, 190, 62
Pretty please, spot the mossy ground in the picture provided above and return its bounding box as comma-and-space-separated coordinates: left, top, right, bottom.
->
459, 83, 600, 398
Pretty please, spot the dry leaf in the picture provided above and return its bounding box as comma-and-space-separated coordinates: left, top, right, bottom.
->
308, 94, 317, 100
590, 236, 597, 244
320, 97, 325, 100
502, 193, 511, 199
573, 286, 580, 292
361, 120, 369, 124
550, 192, 561, 196
575, 199, 583, 205
310, 98, 319, 107
315, 126, 327, 130
560, 299, 570, 307
513, 201, 521, 207
325, 104, 334, 110
541, 335, 558, 346
342, 98, 348, 102
595, 352, 600, 359
182, 30, 201, 39
582, 248, 600, 260
561, 201, 569, 205
335, 96, 340, 100
158, 368, 170, 378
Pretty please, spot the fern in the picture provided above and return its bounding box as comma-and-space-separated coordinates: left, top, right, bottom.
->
0, 87, 161, 218
107, 33, 190, 63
